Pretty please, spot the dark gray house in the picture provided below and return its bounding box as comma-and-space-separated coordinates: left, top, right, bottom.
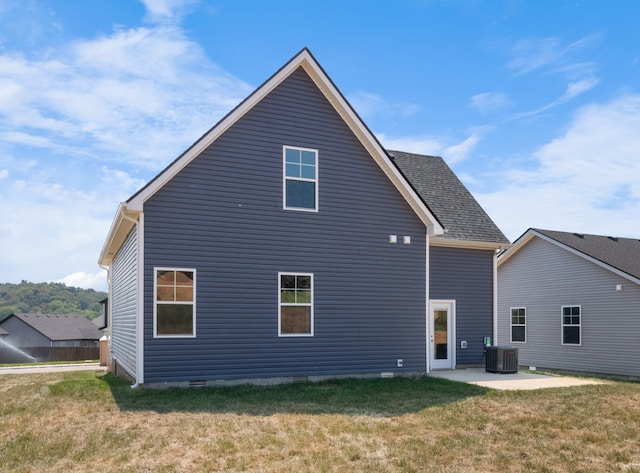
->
497, 228, 640, 378
99, 48, 508, 387
0, 313, 102, 363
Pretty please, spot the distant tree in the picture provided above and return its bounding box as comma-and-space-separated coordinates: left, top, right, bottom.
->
0, 281, 107, 321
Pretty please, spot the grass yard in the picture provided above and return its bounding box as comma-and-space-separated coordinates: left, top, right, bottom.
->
0, 371, 639, 472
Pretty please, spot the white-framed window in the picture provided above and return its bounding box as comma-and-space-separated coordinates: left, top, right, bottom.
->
154, 268, 196, 337
510, 307, 526, 343
562, 306, 581, 345
283, 146, 318, 211
278, 273, 314, 336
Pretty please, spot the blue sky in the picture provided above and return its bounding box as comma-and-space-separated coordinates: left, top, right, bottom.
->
1, 0, 639, 291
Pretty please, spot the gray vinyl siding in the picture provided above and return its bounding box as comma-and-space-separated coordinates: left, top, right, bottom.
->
142, 67, 428, 383
430, 246, 495, 366
0, 317, 50, 347
498, 237, 640, 377
110, 228, 138, 379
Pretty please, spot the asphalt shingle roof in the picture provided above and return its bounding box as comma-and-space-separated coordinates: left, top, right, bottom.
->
6, 314, 103, 341
533, 228, 640, 281
388, 150, 509, 245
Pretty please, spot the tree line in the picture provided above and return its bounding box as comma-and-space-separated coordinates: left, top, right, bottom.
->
0, 281, 107, 321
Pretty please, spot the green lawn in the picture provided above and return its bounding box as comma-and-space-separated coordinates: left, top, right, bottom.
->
1, 370, 639, 472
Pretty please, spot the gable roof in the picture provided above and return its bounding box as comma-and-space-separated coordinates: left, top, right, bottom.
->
99, 48, 444, 266
498, 228, 640, 284
389, 150, 510, 249
1, 314, 103, 341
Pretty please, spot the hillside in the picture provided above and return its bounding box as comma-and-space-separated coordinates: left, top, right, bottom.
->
0, 281, 107, 321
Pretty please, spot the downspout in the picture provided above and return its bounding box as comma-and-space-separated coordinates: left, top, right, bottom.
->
493, 249, 499, 346
118, 206, 144, 390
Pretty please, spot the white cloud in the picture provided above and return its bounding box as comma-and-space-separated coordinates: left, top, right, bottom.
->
507, 34, 600, 78
58, 271, 108, 292
475, 95, 640, 241
0, 24, 252, 170
0, 169, 7, 179
379, 130, 484, 164
348, 91, 420, 119
469, 92, 511, 115
141, 0, 199, 22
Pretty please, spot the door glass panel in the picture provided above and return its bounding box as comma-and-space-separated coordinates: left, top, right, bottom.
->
433, 309, 448, 360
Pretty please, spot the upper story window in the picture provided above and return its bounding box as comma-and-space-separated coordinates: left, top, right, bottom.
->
510, 307, 526, 343
154, 268, 196, 337
283, 146, 318, 211
562, 306, 581, 345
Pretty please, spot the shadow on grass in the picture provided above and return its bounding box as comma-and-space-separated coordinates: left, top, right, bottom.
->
98, 372, 490, 417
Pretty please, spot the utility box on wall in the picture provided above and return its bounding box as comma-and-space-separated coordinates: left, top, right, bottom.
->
485, 346, 518, 374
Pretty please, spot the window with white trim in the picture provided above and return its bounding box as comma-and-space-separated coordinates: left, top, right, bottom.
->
279, 273, 313, 336
510, 307, 526, 343
154, 268, 196, 337
562, 306, 581, 345
283, 146, 318, 211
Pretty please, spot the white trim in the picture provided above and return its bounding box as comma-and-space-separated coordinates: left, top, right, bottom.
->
430, 236, 509, 251
429, 300, 456, 370
282, 145, 319, 212
561, 305, 582, 346
509, 306, 527, 344
493, 251, 498, 346
425, 233, 430, 373
278, 272, 314, 337
136, 214, 145, 384
153, 267, 197, 339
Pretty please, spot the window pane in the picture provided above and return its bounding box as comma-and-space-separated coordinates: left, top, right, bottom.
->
281, 275, 296, 289
512, 326, 525, 342
281, 306, 311, 334
157, 304, 193, 335
281, 290, 296, 303
285, 148, 300, 163
572, 307, 580, 316
175, 271, 194, 286
175, 286, 193, 302
157, 286, 175, 302
301, 164, 315, 179
157, 270, 174, 285
296, 289, 311, 304
297, 275, 311, 289
301, 150, 316, 165
286, 163, 300, 178
563, 326, 580, 344
286, 180, 315, 209
563, 307, 571, 316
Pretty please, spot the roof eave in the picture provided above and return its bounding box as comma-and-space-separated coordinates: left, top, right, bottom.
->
98, 203, 141, 267
431, 236, 511, 251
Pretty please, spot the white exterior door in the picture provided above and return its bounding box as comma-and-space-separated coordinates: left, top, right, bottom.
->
430, 301, 455, 370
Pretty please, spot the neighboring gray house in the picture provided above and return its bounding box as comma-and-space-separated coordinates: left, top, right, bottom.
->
0, 313, 102, 348
99, 48, 508, 387
497, 228, 640, 378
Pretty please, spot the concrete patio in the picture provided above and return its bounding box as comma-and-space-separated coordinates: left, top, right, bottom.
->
428, 368, 604, 390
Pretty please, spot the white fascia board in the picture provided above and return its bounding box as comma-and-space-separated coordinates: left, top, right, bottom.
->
98, 203, 141, 267
498, 229, 640, 285
430, 236, 510, 251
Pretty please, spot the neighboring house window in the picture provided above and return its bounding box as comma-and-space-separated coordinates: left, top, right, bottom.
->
510, 307, 526, 343
279, 273, 313, 336
562, 306, 581, 345
154, 268, 196, 337
283, 146, 318, 211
